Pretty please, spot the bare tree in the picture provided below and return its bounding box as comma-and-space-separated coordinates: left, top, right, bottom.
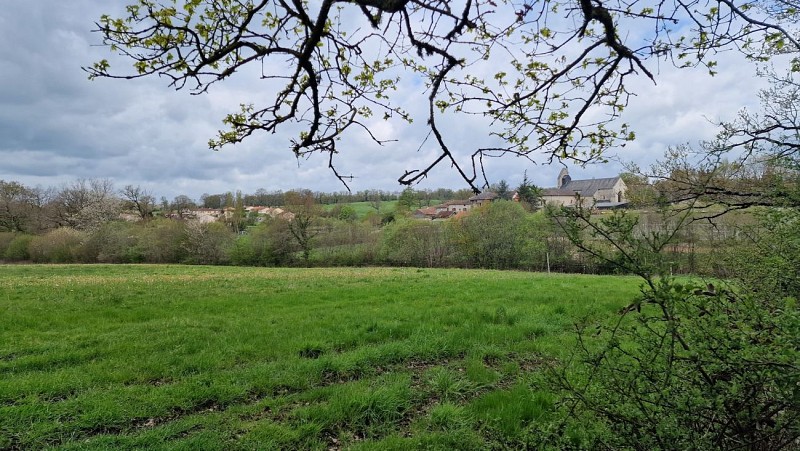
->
87, 0, 799, 192
367, 190, 383, 213
0, 180, 37, 232
120, 184, 156, 221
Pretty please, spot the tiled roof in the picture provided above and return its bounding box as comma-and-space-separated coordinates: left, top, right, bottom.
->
415, 207, 438, 216
468, 192, 498, 201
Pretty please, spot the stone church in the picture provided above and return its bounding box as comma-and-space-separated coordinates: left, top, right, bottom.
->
540, 168, 627, 208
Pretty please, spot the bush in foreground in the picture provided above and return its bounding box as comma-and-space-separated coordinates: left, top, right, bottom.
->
545, 206, 800, 449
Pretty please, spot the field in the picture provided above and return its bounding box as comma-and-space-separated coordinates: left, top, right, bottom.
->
321, 200, 401, 217
0, 265, 641, 449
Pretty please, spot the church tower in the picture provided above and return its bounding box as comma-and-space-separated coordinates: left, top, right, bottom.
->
557, 167, 571, 189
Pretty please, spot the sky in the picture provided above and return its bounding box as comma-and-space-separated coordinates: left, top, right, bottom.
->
0, 1, 773, 201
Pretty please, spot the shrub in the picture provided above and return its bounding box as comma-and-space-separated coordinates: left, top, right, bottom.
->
548, 278, 800, 449
28, 228, 87, 263
2, 233, 33, 261
449, 201, 533, 269
545, 205, 800, 449
0, 232, 15, 256
82, 221, 144, 263
182, 220, 234, 265
380, 219, 451, 267
227, 221, 290, 266
137, 218, 186, 263
258, 217, 297, 266
229, 234, 258, 266
308, 243, 379, 267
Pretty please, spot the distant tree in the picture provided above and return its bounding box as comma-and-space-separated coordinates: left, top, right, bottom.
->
138, 218, 187, 263
367, 190, 383, 212
419, 189, 435, 206
25, 186, 56, 232
335, 204, 358, 222
452, 189, 474, 201
397, 188, 418, 212
516, 172, 542, 210
54, 178, 121, 230
433, 188, 455, 202
159, 196, 170, 214
226, 190, 247, 233
120, 184, 155, 221
201, 193, 225, 209
267, 190, 286, 207
0, 180, 36, 232
243, 189, 265, 207
261, 217, 296, 265
491, 180, 511, 200
618, 172, 664, 208
285, 190, 322, 262
171, 195, 196, 219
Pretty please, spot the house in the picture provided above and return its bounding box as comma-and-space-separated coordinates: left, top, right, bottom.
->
187, 208, 225, 223
468, 192, 498, 207
441, 200, 471, 213
413, 207, 439, 220
413, 192, 501, 220
255, 207, 294, 220
541, 168, 627, 208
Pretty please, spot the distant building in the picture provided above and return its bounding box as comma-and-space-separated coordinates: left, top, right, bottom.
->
541, 168, 627, 208
468, 192, 498, 207
413, 192, 500, 220
440, 200, 471, 213
188, 208, 225, 223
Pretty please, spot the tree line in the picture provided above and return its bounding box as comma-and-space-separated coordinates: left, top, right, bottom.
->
0, 176, 540, 235
0, 177, 756, 278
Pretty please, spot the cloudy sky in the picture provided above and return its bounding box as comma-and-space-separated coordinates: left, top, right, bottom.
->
0, 1, 770, 201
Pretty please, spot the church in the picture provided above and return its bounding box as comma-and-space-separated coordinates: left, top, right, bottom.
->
540, 168, 627, 208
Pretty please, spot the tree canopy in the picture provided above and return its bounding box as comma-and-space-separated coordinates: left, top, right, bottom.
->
88, 0, 799, 190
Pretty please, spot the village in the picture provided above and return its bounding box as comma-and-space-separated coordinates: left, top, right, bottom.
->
155, 169, 630, 225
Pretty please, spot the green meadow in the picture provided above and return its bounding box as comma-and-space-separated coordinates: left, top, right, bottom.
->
321, 200, 401, 217
0, 265, 640, 449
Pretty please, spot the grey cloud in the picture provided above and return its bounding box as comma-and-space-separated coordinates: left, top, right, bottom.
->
0, 1, 775, 200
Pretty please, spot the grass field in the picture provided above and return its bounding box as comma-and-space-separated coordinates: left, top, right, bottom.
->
0, 265, 641, 449
321, 200, 401, 218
